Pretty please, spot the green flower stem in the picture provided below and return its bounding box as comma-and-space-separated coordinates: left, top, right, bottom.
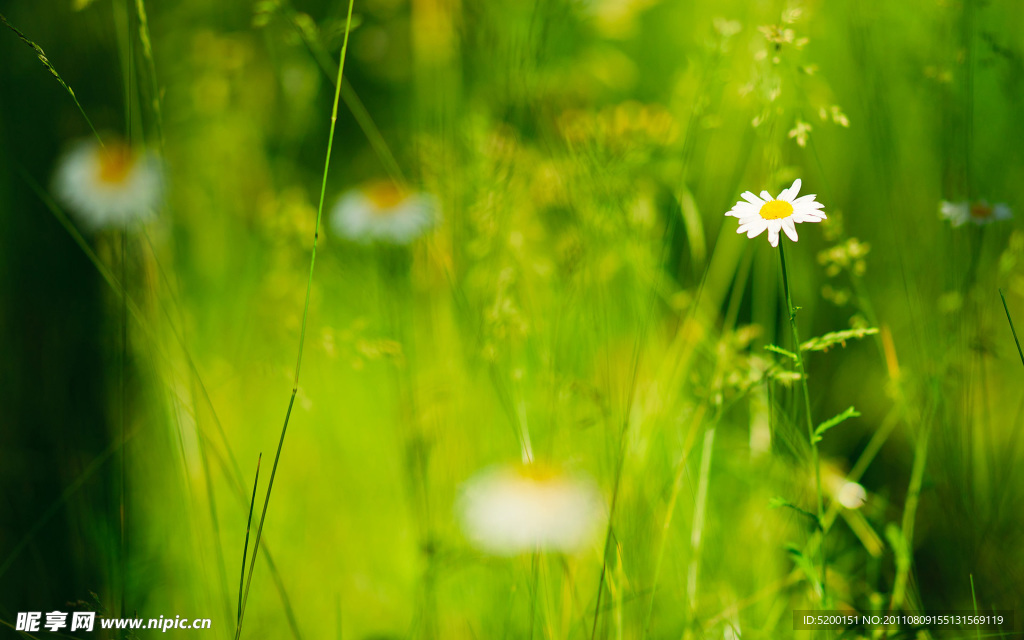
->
778, 241, 827, 605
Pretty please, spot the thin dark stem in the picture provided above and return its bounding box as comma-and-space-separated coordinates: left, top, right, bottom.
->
587, 233, 665, 638
1000, 289, 1024, 369
529, 550, 539, 640
0, 12, 104, 146
117, 0, 134, 629
778, 242, 827, 604
238, 454, 262, 625
589, 434, 624, 640
589, 349, 643, 640
119, 230, 129, 632
970, 573, 982, 640
236, 397, 296, 640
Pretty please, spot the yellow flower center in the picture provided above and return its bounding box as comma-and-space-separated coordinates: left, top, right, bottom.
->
970, 203, 993, 220
518, 463, 561, 482
363, 180, 406, 214
759, 199, 793, 220
96, 142, 134, 185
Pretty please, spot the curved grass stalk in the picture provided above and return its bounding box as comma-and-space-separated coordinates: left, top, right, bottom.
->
889, 423, 930, 611
639, 400, 709, 640
683, 427, 716, 633
0, 12, 104, 146
588, 333, 645, 640
134, 0, 165, 150
233, 0, 356, 636
281, 0, 406, 187
640, 358, 780, 640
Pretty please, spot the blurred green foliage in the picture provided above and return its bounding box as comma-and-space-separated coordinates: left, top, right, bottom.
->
2, 0, 1024, 638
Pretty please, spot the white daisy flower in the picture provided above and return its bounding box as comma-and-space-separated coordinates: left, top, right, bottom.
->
725, 178, 826, 247
457, 465, 605, 556
939, 199, 1012, 227
53, 138, 162, 230
330, 180, 436, 244
836, 481, 867, 510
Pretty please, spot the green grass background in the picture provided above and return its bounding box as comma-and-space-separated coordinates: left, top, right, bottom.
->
1, 0, 1023, 638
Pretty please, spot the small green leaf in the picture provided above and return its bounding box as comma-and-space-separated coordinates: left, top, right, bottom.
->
884, 523, 909, 563
785, 543, 823, 596
770, 497, 822, 530
813, 406, 860, 443
769, 370, 803, 385
801, 327, 879, 352
765, 344, 798, 361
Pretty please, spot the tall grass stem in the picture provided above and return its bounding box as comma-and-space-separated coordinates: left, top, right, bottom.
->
238, 454, 262, 625
234, 1, 357, 636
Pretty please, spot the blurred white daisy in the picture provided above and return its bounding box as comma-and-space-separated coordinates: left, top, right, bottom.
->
457, 465, 605, 556
836, 481, 867, 510
725, 178, 826, 247
330, 180, 436, 244
53, 138, 162, 230
939, 199, 1012, 227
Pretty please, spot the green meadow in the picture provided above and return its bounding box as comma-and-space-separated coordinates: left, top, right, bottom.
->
1, 0, 1023, 638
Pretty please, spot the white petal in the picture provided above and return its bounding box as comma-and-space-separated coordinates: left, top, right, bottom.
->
765, 219, 783, 246
792, 210, 824, 221
740, 218, 767, 232
782, 217, 798, 241
458, 467, 605, 555
994, 203, 1013, 220
778, 178, 802, 202
727, 201, 759, 218
791, 212, 825, 223
741, 192, 765, 206
760, 190, 773, 201
793, 200, 826, 221
53, 139, 163, 229
744, 219, 768, 238
330, 188, 436, 243
939, 200, 968, 226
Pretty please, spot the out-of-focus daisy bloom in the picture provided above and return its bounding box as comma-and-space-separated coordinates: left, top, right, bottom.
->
836, 481, 867, 509
53, 138, 162, 230
457, 465, 605, 556
330, 180, 436, 244
823, 465, 868, 510
725, 178, 826, 247
939, 199, 1012, 227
